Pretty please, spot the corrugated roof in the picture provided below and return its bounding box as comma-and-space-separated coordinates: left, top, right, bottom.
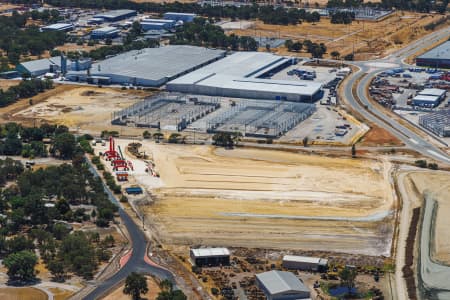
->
419, 88, 446, 97
191, 248, 230, 257
168, 52, 322, 97
256, 270, 309, 295
94, 9, 136, 19
42, 23, 73, 30
19, 57, 63, 73
91, 45, 226, 83
413, 95, 439, 102
92, 26, 120, 33
283, 255, 328, 265
417, 41, 450, 60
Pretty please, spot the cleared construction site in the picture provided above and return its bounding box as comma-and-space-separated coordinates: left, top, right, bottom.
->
419, 109, 450, 137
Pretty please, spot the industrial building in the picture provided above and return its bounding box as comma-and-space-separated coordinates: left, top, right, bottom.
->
17, 56, 91, 77
412, 88, 446, 107
41, 23, 74, 32
282, 255, 328, 272
419, 109, 450, 137
141, 19, 177, 31
416, 41, 450, 68
256, 270, 310, 300
167, 52, 323, 102
164, 12, 197, 22
93, 9, 137, 22
90, 26, 121, 39
190, 247, 230, 267
67, 45, 226, 86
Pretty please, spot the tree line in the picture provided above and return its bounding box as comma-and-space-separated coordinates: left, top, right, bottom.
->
0, 78, 53, 108
0, 12, 66, 67
170, 18, 258, 50
284, 39, 327, 58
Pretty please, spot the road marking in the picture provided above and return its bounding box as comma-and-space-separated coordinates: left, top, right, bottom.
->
427, 150, 450, 163
409, 138, 419, 145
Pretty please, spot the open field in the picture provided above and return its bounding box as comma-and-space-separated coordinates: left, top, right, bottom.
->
102, 276, 161, 300
138, 144, 396, 256
407, 171, 450, 264
8, 86, 150, 134
0, 287, 47, 300
229, 12, 444, 59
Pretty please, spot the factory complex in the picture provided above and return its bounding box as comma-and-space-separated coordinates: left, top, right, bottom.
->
167, 51, 323, 102
66, 46, 226, 86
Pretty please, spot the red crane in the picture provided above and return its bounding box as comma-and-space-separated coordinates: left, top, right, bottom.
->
104, 136, 120, 161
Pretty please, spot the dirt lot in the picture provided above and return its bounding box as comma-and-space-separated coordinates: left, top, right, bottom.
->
0, 287, 47, 300
102, 276, 161, 300
0, 79, 20, 89
137, 144, 396, 256
229, 12, 444, 60
360, 125, 403, 147
406, 171, 450, 264
8, 86, 151, 135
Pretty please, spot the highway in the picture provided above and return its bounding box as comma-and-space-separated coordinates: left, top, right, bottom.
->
342, 25, 450, 164
83, 159, 175, 300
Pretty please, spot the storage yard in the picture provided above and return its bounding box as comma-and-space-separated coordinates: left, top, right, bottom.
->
368, 66, 450, 142
133, 144, 396, 256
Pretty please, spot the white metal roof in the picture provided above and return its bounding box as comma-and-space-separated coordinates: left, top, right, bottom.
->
413, 95, 439, 102
418, 41, 450, 60
42, 23, 73, 30
19, 57, 63, 73
142, 18, 175, 24
92, 26, 120, 33
94, 9, 136, 19
191, 247, 230, 257
419, 88, 446, 97
283, 255, 328, 265
168, 52, 322, 97
256, 270, 309, 295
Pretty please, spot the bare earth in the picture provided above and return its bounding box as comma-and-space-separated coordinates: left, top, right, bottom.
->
140, 144, 395, 256
0, 287, 47, 300
11, 86, 150, 135
229, 12, 444, 59
407, 171, 450, 264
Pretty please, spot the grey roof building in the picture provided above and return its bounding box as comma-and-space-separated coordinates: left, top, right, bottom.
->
167, 52, 323, 102
256, 270, 310, 300
16, 57, 64, 77
416, 41, 450, 68
93, 9, 137, 22
88, 45, 226, 86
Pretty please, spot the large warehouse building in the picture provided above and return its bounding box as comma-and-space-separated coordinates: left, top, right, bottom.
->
93, 9, 137, 22
67, 46, 226, 86
167, 52, 323, 102
416, 41, 450, 68
256, 270, 310, 300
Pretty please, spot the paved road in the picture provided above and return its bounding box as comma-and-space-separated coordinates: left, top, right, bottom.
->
341, 25, 450, 164
84, 160, 175, 300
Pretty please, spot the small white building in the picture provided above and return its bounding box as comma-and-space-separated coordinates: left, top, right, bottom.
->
256, 270, 310, 300
190, 247, 230, 267
282, 255, 328, 271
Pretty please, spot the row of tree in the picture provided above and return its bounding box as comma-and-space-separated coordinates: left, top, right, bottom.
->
330, 11, 355, 24
170, 18, 258, 51
284, 39, 328, 58
0, 12, 66, 66
0, 78, 53, 107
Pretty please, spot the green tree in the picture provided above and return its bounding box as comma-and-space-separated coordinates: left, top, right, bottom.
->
339, 267, 357, 294
123, 272, 148, 300
48, 259, 66, 282
153, 132, 164, 143
331, 51, 340, 60
3, 250, 37, 282
168, 133, 181, 144
52, 133, 76, 159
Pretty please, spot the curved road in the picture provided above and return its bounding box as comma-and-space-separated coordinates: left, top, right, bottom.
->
84, 160, 175, 300
342, 25, 450, 164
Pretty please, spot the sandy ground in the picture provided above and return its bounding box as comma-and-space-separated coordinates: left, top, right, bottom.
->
102, 276, 161, 300
10, 86, 150, 134
0, 79, 20, 89
407, 171, 450, 264
229, 12, 443, 59
124, 142, 397, 256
